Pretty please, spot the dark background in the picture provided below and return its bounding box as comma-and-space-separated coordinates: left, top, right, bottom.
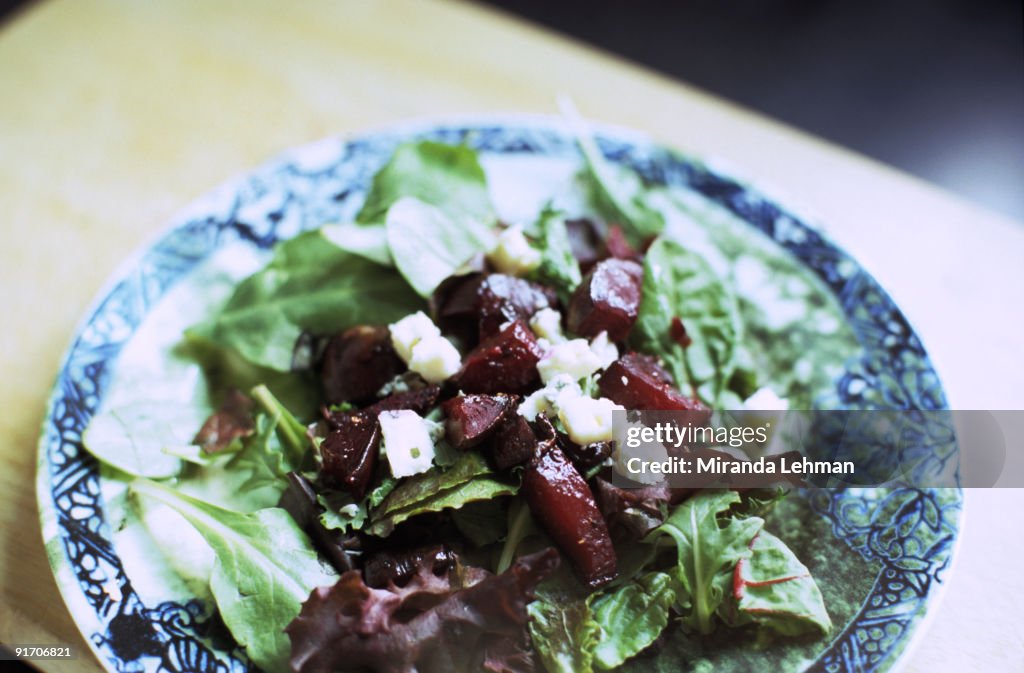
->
476, 0, 1023, 221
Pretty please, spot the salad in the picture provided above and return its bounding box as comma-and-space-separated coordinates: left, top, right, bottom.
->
81, 120, 861, 673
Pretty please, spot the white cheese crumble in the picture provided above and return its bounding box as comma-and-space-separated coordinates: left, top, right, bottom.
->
408, 336, 462, 383
558, 396, 624, 445
518, 374, 582, 421
537, 338, 604, 383
529, 308, 567, 344
389, 311, 462, 383
589, 331, 619, 370
487, 226, 541, 275
389, 311, 439, 362
378, 409, 436, 478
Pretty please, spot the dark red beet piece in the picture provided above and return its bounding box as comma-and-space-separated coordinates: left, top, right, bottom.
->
321, 326, 405, 405
604, 224, 641, 262
670, 316, 693, 348
453, 321, 544, 395
522, 440, 618, 588
437, 273, 556, 342
193, 388, 255, 453
367, 385, 442, 416
489, 414, 537, 469
560, 438, 612, 472
319, 412, 380, 500
567, 258, 643, 342
598, 352, 709, 414
442, 393, 517, 450
363, 544, 460, 589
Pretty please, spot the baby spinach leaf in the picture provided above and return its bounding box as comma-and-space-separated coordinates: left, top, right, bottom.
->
527, 598, 601, 673
367, 451, 518, 537
82, 402, 202, 478
561, 100, 664, 243
356, 140, 494, 227
451, 499, 508, 547
632, 237, 743, 406
130, 479, 336, 673
590, 572, 675, 670
385, 197, 496, 297
651, 490, 763, 635
186, 229, 424, 372
321, 221, 392, 266
730, 530, 831, 636
528, 207, 582, 303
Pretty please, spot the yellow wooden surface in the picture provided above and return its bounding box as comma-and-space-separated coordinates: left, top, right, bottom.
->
1, 1, 1022, 671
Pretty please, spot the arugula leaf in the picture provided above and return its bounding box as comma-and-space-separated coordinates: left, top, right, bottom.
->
730, 530, 831, 636
356, 140, 494, 227
632, 237, 743, 406
651, 490, 763, 634
130, 479, 336, 673
82, 402, 202, 478
527, 599, 601, 673
385, 197, 496, 297
367, 451, 518, 537
186, 229, 424, 372
560, 99, 664, 243
528, 207, 582, 303
590, 572, 675, 670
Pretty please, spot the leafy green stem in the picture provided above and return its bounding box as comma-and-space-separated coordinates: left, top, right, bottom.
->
251, 384, 307, 463
497, 497, 532, 574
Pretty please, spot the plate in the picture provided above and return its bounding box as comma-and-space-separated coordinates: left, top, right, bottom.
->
37, 117, 962, 673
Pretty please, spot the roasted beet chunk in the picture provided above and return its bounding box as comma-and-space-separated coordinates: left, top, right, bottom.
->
567, 258, 643, 342
489, 414, 538, 469
599, 352, 708, 413
437, 273, 556, 342
442, 393, 517, 450
321, 326, 405, 405
604, 224, 641, 262
319, 412, 380, 499
363, 544, 460, 588
561, 439, 612, 472
453, 321, 544, 395
367, 385, 442, 416
523, 440, 617, 588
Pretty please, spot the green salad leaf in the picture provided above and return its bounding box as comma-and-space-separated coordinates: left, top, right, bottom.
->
82, 402, 199, 478
633, 237, 743, 406
528, 599, 601, 673
321, 221, 392, 266
562, 101, 664, 243
367, 451, 518, 537
652, 490, 763, 635
590, 571, 676, 670
186, 229, 424, 372
385, 196, 496, 297
230, 385, 309, 494
130, 479, 336, 673
730, 530, 831, 636
356, 140, 494, 226
528, 206, 583, 302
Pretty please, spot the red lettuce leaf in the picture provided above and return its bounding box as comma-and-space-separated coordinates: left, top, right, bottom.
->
286, 548, 559, 673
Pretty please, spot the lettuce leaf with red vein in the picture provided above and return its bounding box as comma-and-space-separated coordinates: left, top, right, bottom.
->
286, 548, 559, 673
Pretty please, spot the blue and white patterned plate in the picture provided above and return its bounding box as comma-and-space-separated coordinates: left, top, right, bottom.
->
37, 118, 962, 673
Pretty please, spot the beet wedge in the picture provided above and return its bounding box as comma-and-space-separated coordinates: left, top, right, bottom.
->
522, 439, 617, 588
442, 393, 517, 450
